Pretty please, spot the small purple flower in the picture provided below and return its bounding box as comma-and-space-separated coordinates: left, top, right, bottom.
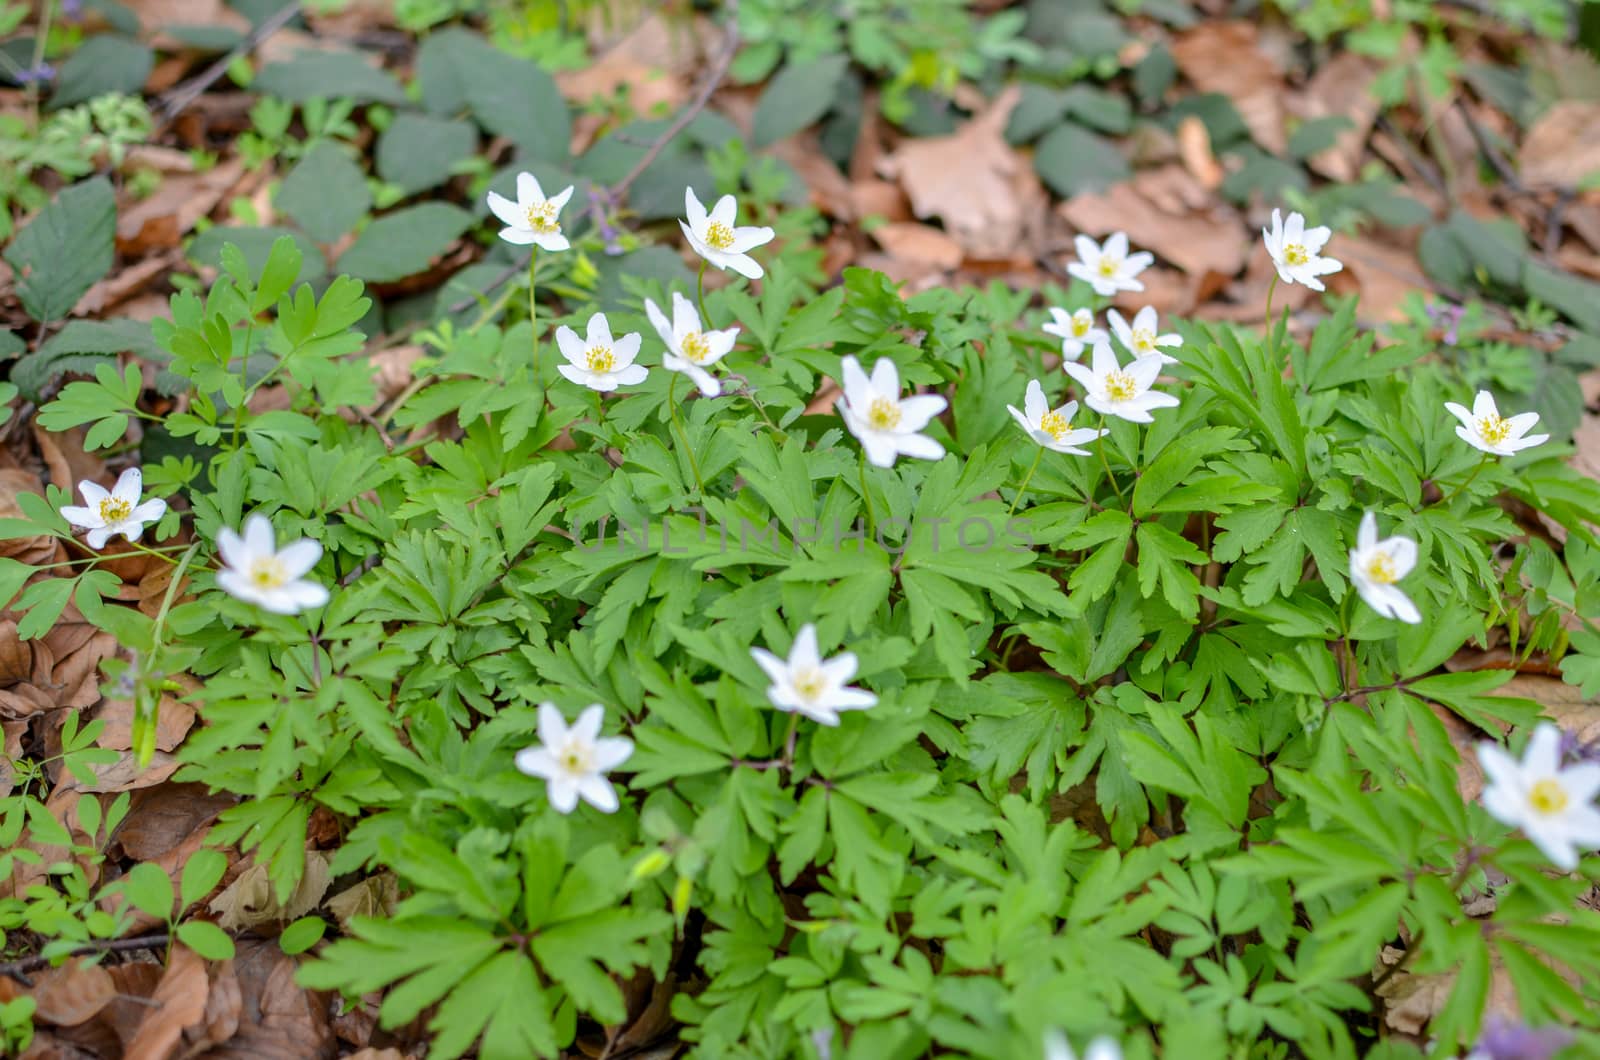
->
1427, 302, 1466, 345
15, 62, 56, 85
1471, 1016, 1573, 1060
1558, 727, 1600, 766
61, 0, 83, 21
587, 186, 624, 257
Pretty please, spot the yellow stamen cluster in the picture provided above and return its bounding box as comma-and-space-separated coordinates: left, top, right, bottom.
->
704, 221, 735, 251
1131, 328, 1155, 352
525, 201, 559, 233
1529, 778, 1569, 815
681, 332, 711, 363
1103, 370, 1138, 402
792, 669, 826, 701
586, 346, 616, 373
1364, 552, 1398, 585
248, 557, 288, 589
1283, 243, 1309, 266
1039, 410, 1071, 441
98, 497, 133, 523
1476, 415, 1511, 446
1097, 258, 1120, 278
866, 397, 902, 431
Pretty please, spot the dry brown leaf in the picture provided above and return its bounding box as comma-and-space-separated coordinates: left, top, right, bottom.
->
869, 222, 964, 271
1376, 943, 1521, 1036
93, 692, 196, 754
31, 426, 104, 506
325, 874, 399, 932
208, 938, 337, 1059
877, 86, 1046, 262
1324, 234, 1431, 325
1495, 674, 1600, 744
1176, 116, 1223, 189
1520, 101, 1600, 188
124, 945, 210, 1060
210, 852, 332, 931
346, 1050, 408, 1060
22, 959, 117, 1028
0, 470, 59, 567
116, 158, 247, 254
1170, 21, 1287, 154
0, 719, 25, 797
64, 749, 181, 794
0, 620, 30, 684
1059, 179, 1249, 280
112, 784, 237, 864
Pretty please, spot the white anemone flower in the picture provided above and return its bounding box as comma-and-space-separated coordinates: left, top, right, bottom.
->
515, 703, 634, 814
644, 291, 739, 397
1044, 1030, 1121, 1060
1348, 511, 1421, 624
836, 355, 947, 468
59, 468, 166, 550
486, 171, 575, 252
1041, 307, 1107, 359
216, 514, 329, 615
1262, 208, 1342, 291
1444, 390, 1549, 457
749, 623, 877, 727
1062, 340, 1179, 424
1107, 306, 1181, 366
1066, 232, 1153, 297
1007, 381, 1107, 456
556, 312, 648, 392
1478, 722, 1600, 870
680, 187, 775, 280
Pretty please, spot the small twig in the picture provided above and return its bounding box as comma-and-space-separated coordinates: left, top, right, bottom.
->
154, 1, 303, 128
1, 933, 173, 985
1544, 187, 1574, 262
447, 0, 743, 315
1456, 100, 1524, 195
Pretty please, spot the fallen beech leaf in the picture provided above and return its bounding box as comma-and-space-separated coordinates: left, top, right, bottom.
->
1176, 116, 1224, 190
112, 783, 237, 863
325, 874, 399, 932
210, 852, 332, 931
0, 469, 59, 567
877, 86, 1047, 261
116, 158, 248, 254
1290, 51, 1382, 183
26, 958, 117, 1027
124, 945, 210, 1060
0, 620, 30, 684
217, 938, 337, 1059
93, 692, 197, 754
1170, 21, 1286, 154
1494, 675, 1600, 745
869, 222, 964, 272
1520, 101, 1600, 188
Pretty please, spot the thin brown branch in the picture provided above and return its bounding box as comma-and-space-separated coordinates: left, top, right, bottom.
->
0, 933, 172, 986
154, 1, 303, 128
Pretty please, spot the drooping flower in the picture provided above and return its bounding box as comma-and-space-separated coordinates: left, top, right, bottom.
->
680, 187, 775, 280
1066, 232, 1153, 297
1444, 390, 1549, 457
1347, 511, 1421, 624
515, 703, 634, 814
836, 355, 947, 468
486, 171, 575, 252
215, 514, 329, 615
1062, 340, 1180, 424
749, 623, 877, 727
1041, 307, 1107, 360
555, 312, 648, 392
1478, 722, 1600, 871
644, 291, 739, 397
1007, 380, 1107, 456
1043, 1030, 1121, 1060
1107, 306, 1181, 365
59, 468, 167, 550
1262, 208, 1342, 291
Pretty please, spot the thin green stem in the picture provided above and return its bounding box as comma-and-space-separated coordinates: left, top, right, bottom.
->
1094, 417, 1127, 506
1263, 273, 1279, 348
133, 542, 200, 767
26, 0, 54, 128
857, 449, 877, 540
528, 246, 540, 373
666, 374, 705, 494
696, 259, 709, 328
1008, 446, 1045, 517
1438, 452, 1492, 506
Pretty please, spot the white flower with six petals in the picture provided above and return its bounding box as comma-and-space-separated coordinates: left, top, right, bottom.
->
680, 188, 775, 280
216, 514, 329, 615
486, 171, 575, 251
1262, 208, 1342, 291
1066, 232, 1153, 297
645, 292, 739, 397
515, 703, 634, 814
1478, 722, 1600, 870
750, 623, 877, 727
1107, 306, 1181, 365
836, 355, 947, 468
1062, 341, 1179, 424
1041, 306, 1107, 359
1348, 511, 1421, 624
1444, 390, 1549, 457
59, 468, 166, 550
1007, 380, 1107, 456
556, 312, 649, 392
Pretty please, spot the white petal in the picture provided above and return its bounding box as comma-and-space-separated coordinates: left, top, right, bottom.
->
275, 538, 323, 579
498, 226, 539, 246
894, 432, 946, 461
517, 171, 543, 206
578, 774, 620, 813
592, 736, 634, 771
486, 190, 524, 228
111, 467, 143, 504
78, 480, 110, 506
1023, 380, 1047, 424
515, 746, 557, 779
537, 702, 568, 748
241, 514, 276, 558
1525, 723, 1563, 778
790, 624, 822, 670
684, 186, 707, 229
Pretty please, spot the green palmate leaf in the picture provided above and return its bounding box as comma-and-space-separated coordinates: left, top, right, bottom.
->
4, 177, 116, 323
